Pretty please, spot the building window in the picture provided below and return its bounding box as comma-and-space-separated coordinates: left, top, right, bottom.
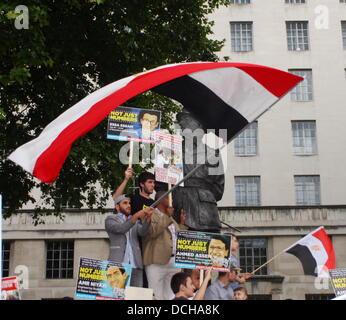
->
234, 122, 258, 156
305, 294, 335, 300
230, 0, 251, 3
342, 22, 346, 50
239, 238, 268, 275
46, 240, 74, 279
294, 175, 321, 205
286, 21, 309, 51
289, 69, 313, 101
285, 0, 305, 3
235, 176, 261, 206
291, 121, 317, 155
230, 22, 253, 52
2, 241, 11, 277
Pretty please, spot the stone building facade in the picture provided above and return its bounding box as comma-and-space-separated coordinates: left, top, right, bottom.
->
3, 206, 345, 300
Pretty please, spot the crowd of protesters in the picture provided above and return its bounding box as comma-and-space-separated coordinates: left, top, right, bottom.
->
105, 168, 251, 300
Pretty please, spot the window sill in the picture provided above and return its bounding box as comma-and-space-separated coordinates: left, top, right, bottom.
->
234, 154, 258, 157
247, 275, 285, 283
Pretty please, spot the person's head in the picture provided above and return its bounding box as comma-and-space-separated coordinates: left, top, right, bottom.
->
138, 171, 155, 195
208, 235, 230, 267
114, 195, 131, 216
155, 191, 169, 209
218, 269, 237, 284
170, 272, 195, 298
190, 269, 201, 290
138, 110, 160, 132
106, 266, 128, 289
230, 233, 239, 252
234, 287, 248, 300
183, 269, 201, 291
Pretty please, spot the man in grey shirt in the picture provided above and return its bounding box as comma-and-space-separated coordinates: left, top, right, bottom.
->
105, 194, 153, 287
204, 268, 238, 300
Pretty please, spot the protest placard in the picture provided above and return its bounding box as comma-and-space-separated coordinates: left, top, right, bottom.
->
75, 257, 132, 300
125, 286, 154, 300
330, 268, 346, 297
154, 131, 183, 186
174, 230, 232, 272
1, 277, 21, 300
107, 106, 161, 143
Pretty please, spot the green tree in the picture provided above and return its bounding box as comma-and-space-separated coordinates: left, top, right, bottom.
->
0, 0, 229, 220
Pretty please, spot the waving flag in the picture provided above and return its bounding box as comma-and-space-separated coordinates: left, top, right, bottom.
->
8, 62, 303, 183
285, 226, 336, 278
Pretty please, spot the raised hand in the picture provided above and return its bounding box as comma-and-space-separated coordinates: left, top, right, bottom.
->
124, 167, 133, 180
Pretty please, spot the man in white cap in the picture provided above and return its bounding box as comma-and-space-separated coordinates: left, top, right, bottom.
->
105, 194, 153, 287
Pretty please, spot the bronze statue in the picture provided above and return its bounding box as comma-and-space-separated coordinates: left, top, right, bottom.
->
172, 111, 225, 233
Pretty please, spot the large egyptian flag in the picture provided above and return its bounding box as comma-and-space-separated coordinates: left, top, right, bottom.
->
8, 62, 303, 184
285, 227, 336, 278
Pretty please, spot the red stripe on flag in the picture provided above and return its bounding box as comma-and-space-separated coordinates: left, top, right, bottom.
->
32, 63, 232, 183
312, 228, 336, 271
235, 64, 303, 98
32, 62, 302, 183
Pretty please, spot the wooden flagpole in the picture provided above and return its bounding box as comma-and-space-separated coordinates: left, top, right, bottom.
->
168, 183, 172, 207
251, 250, 286, 275
199, 270, 204, 288
128, 140, 134, 169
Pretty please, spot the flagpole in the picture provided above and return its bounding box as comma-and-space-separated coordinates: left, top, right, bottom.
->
128, 140, 134, 169
251, 250, 286, 275
168, 183, 173, 207
199, 270, 204, 288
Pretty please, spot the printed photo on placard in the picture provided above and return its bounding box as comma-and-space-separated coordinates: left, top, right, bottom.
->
154, 131, 184, 186
107, 106, 161, 143
75, 257, 132, 300
329, 268, 346, 297
174, 230, 232, 272
1, 277, 21, 300
154, 131, 184, 187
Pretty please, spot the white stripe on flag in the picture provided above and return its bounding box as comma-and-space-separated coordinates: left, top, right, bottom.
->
8, 75, 135, 174
188, 67, 278, 122
296, 235, 329, 278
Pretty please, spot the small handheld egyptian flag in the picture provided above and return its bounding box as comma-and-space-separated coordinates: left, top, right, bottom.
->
285, 226, 336, 278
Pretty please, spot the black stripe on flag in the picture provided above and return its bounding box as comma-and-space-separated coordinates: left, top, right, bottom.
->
152, 75, 249, 141
286, 244, 317, 276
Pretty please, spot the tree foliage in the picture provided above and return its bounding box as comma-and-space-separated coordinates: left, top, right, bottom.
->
0, 0, 229, 219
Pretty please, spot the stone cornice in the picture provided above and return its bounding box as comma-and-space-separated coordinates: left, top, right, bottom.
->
3, 206, 346, 239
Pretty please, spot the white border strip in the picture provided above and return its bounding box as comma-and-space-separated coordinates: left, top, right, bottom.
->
8, 75, 135, 174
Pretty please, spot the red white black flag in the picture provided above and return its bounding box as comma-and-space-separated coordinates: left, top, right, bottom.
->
8, 62, 303, 183
285, 226, 336, 278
